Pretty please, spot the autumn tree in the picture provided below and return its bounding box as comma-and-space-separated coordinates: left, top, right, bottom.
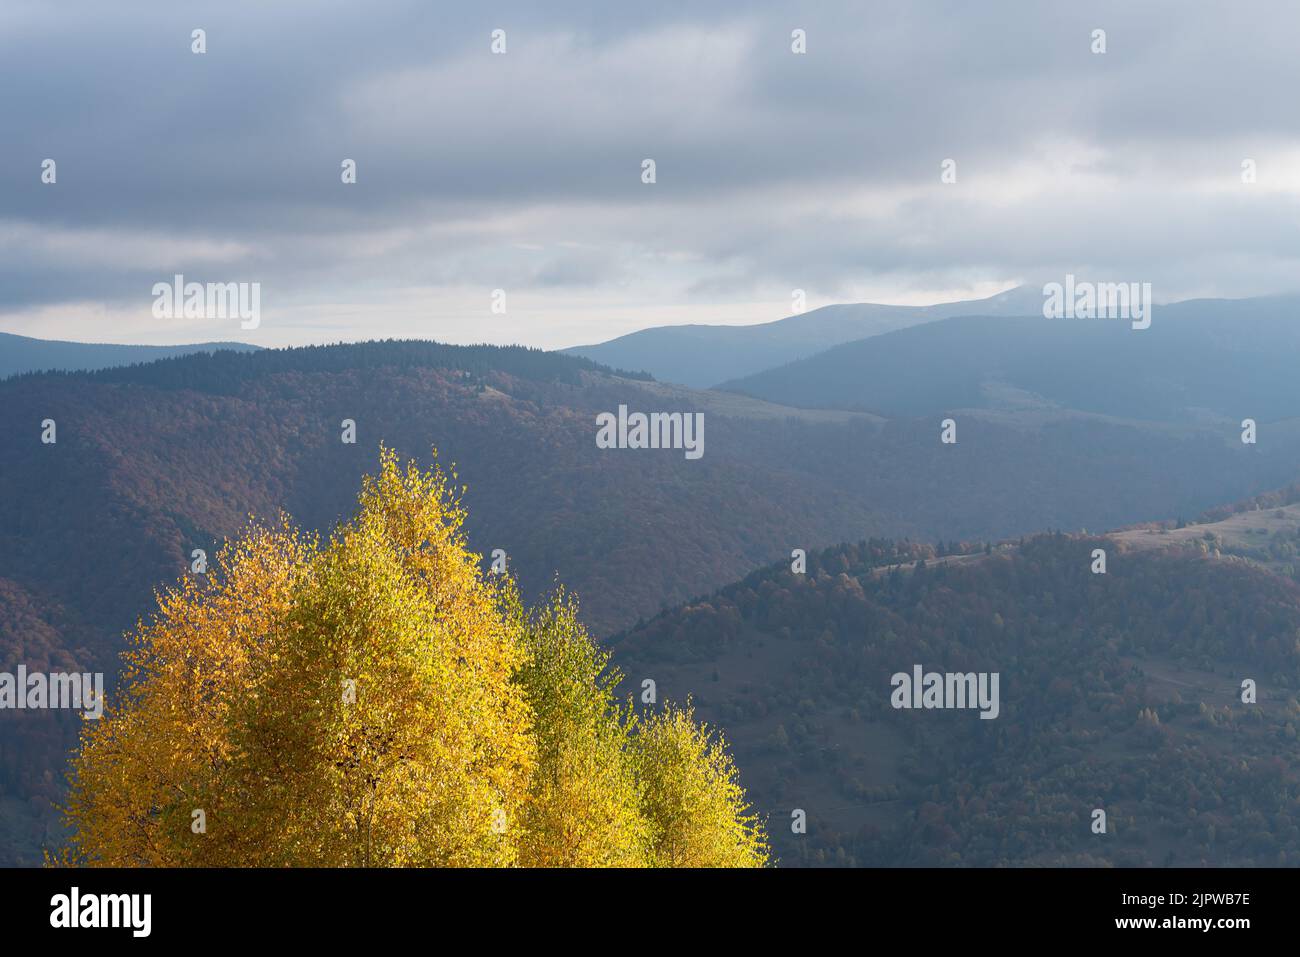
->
61, 449, 768, 868
632, 703, 770, 867
511, 590, 651, 866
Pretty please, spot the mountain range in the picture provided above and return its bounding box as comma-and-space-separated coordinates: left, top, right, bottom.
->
718, 295, 1300, 424
4, 290, 1300, 866
562, 284, 1046, 387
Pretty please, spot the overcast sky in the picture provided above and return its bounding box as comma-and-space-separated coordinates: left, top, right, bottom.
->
2, 0, 1298, 349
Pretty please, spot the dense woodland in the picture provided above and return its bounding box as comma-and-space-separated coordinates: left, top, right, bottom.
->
613, 535, 1300, 866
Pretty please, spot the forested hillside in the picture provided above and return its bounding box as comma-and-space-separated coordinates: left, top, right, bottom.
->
612, 535, 1300, 866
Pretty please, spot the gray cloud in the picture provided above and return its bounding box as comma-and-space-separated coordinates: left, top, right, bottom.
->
2, 0, 1299, 346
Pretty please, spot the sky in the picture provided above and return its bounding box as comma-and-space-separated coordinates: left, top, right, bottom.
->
1, 0, 1298, 349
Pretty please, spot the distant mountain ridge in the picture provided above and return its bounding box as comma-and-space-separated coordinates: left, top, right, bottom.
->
0, 331, 263, 380
719, 294, 1300, 424
562, 285, 1046, 388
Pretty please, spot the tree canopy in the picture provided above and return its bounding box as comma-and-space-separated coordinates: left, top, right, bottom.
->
60, 448, 767, 868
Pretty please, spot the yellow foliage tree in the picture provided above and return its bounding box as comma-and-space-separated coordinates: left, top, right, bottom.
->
632, 703, 770, 867
511, 590, 651, 866
61, 449, 768, 868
